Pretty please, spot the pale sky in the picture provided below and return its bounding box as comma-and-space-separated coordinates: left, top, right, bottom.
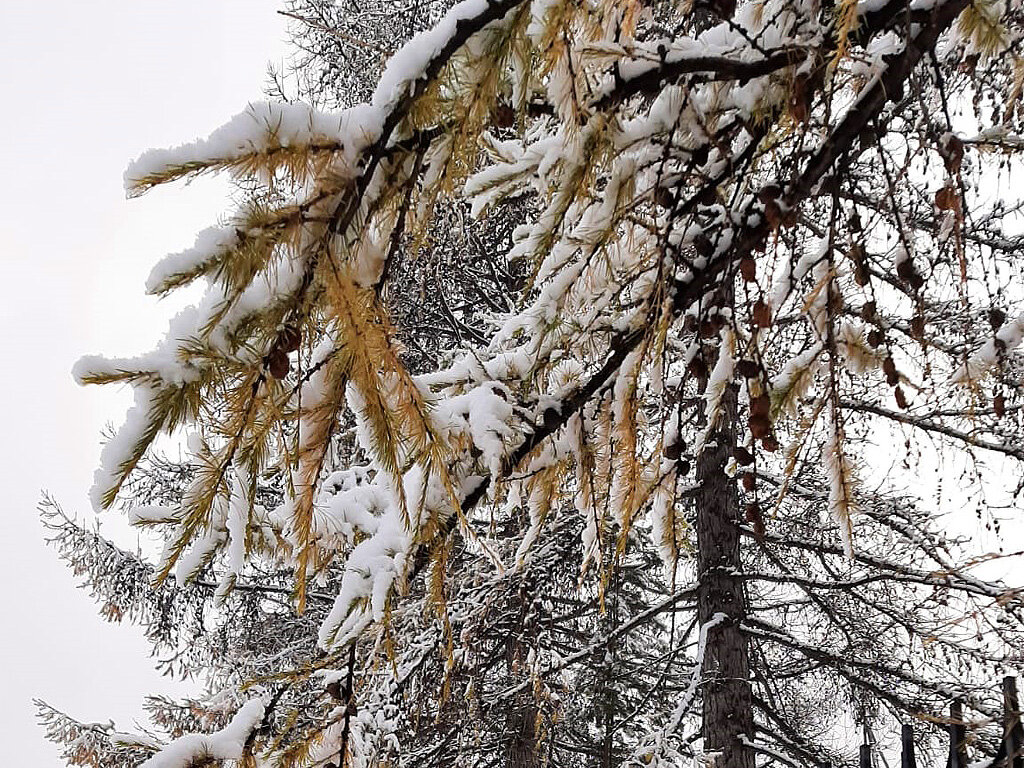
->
0, 3, 290, 762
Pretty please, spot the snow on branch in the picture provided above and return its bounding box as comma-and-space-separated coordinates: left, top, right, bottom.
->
138, 699, 265, 768
125, 0, 525, 196
125, 102, 375, 195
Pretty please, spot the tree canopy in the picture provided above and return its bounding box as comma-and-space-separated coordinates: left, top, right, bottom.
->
46, 1, 1024, 767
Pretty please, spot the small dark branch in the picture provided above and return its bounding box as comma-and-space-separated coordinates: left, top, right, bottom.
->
787, 0, 971, 205
375, 137, 429, 293
841, 399, 1024, 461
337, 644, 357, 768
595, 46, 807, 109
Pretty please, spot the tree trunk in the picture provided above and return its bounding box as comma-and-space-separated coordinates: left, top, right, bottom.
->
695, 382, 755, 768
505, 582, 542, 768
506, 699, 541, 768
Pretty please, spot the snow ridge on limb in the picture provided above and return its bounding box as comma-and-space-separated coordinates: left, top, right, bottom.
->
124, 102, 373, 195
137, 699, 265, 768
125, 0, 525, 196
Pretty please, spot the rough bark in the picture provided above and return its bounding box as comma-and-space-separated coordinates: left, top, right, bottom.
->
505, 581, 542, 768
506, 700, 540, 768
695, 382, 755, 768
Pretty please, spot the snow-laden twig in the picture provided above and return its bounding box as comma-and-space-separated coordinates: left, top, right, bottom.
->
137, 699, 265, 768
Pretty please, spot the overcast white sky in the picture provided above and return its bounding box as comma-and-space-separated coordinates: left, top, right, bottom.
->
0, 3, 290, 761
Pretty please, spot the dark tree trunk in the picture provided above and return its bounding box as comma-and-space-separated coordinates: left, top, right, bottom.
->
695, 382, 755, 768
506, 699, 541, 768
505, 582, 542, 768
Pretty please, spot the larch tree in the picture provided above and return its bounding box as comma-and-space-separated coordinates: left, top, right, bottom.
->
41, 1, 1024, 767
